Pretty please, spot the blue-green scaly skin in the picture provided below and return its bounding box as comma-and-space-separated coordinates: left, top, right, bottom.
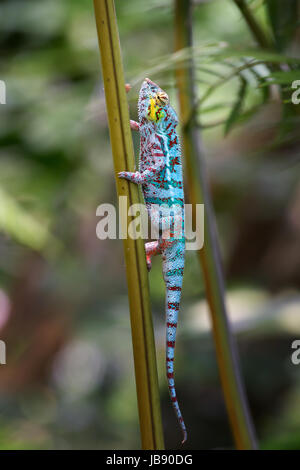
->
118, 78, 187, 444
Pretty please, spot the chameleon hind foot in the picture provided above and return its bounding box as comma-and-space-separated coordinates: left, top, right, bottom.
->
146, 255, 152, 272
145, 241, 160, 272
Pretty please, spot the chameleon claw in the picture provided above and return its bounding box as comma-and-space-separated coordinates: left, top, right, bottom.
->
146, 256, 152, 272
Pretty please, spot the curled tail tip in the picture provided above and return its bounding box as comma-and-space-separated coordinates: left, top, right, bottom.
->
181, 431, 187, 446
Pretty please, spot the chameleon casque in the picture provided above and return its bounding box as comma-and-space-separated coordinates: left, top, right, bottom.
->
118, 78, 187, 444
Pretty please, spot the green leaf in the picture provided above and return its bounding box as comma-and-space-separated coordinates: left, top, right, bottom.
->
201, 102, 233, 114
0, 187, 62, 257
131, 44, 300, 86
224, 76, 248, 136
209, 47, 300, 65
247, 66, 269, 103
266, 0, 299, 51
265, 70, 300, 85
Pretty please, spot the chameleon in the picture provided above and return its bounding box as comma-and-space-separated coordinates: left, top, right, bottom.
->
118, 78, 187, 444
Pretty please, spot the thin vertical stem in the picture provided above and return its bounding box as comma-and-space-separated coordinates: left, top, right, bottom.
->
174, 0, 258, 450
93, 0, 164, 450
233, 0, 272, 50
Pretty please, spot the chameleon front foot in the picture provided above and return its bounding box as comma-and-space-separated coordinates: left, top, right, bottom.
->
117, 171, 129, 179
118, 171, 142, 184
130, 120, 140, 131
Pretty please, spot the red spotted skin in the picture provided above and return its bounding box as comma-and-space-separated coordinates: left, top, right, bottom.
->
118, 78, 187, 444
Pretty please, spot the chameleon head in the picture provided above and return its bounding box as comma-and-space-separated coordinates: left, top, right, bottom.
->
138, 77, 178, 128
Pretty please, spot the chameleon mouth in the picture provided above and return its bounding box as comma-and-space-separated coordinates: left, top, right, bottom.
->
145, 77, 158, 87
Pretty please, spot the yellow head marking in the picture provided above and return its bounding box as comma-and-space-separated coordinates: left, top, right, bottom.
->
148, 96, 166, 122
148, 97, 157, 121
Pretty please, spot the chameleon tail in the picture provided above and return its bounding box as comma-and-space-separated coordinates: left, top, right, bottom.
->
162, 239, 187, 444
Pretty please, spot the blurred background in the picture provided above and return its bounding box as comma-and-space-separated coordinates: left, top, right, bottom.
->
0, 0, 300, 450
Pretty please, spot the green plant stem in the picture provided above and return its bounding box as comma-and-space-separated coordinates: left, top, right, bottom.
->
233, 0, 272, 49
93, 0, 164, 450
174, 0, 258, 450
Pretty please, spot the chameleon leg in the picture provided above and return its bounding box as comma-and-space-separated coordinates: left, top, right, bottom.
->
145, 241, 161, 272
118, 171, 142, 183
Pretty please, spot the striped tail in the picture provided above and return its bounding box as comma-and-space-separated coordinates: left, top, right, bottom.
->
162, 239, 187, 444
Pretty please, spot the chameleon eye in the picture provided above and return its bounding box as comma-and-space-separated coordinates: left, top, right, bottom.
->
156, 92, 169, 106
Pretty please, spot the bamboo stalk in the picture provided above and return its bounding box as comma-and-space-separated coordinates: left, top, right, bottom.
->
93, 0, 164, 450
174, 0, 258, 450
